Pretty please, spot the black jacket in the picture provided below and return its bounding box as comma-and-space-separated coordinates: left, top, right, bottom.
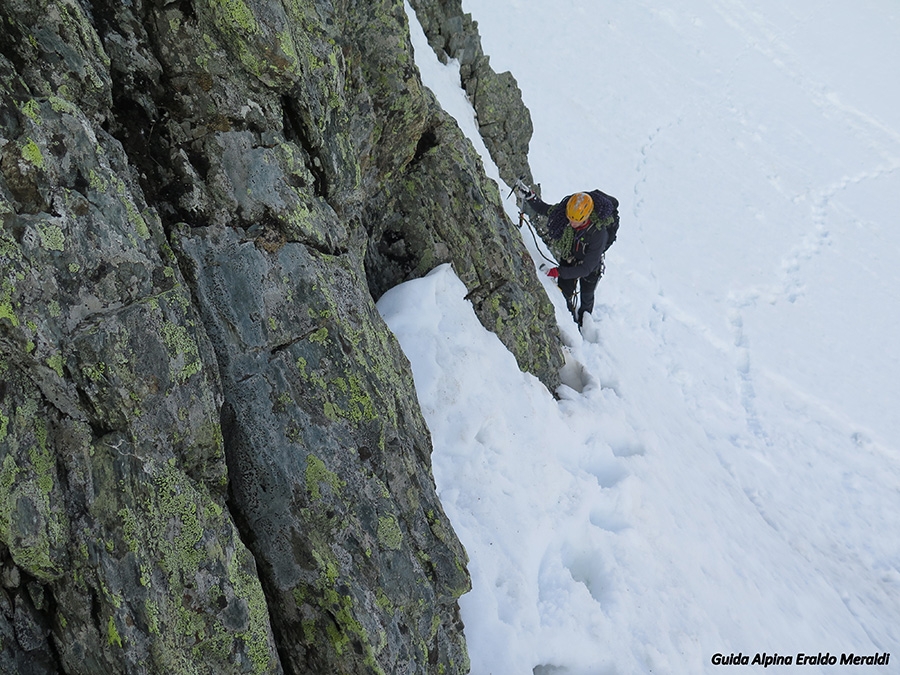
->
527, 189, 619, 279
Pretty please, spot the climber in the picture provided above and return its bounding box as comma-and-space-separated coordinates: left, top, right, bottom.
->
515, 182, 619, 325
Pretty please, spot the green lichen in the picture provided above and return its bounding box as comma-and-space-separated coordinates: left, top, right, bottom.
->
285, 202, 317, 239
314, 580, 386, 675
88, 169, 109, 192
145, 600, 160, 635
309, 326, 328, 345
0, 454, 19, 512
210, 0, 260, 34
322, 401, 339, 422
118, 507, 140, 553
227, 547, 274, 674
275, 391, 293, 410
377, 515, 403, 551
0, 280, 18, 327
37, 223, 65, 251
204, 499, 223, 520
305, 455, 344, 500
0, 402, 68, 583
82, 362, 106, 382
295, 356, 307, 377
131, 207, 151, 240
160, 321, 202, 383
307, 370, 328, 390
345, 375, 375, 423
323, 373, 377, 425
115, 178, 151, 239
111, 456, 274, 670
277, 30, 300, 65
48, 96, 77, 114
21, 99, 41, 124
46, 353, 64, 378
300, 618, 317, 643
0, 227, 17, 254
430, 612, 443, 639
154, 465, 204, 574
21, 138, 44, 168
205, 0, 303, 86
375, 588, 394, 616
313, 549, 339, 586
108, 616, 123, 647
176, 600, 204, 638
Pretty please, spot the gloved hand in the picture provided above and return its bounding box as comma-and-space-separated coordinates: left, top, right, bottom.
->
513, 178, 535, 201
546, 267, 559, 278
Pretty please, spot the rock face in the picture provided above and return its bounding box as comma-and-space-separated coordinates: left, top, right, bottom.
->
0, 1, 562, 674
408, 0, 535, 188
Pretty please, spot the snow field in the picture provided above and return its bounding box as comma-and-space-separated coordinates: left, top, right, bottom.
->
381, 2, 900, 673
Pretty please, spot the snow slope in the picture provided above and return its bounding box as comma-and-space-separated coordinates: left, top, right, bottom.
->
379, 2, 900, 673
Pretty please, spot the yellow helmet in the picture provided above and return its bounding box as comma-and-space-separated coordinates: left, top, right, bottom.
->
566, 192, 593, 223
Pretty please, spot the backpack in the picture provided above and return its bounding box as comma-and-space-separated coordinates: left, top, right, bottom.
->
587, 189, 619, 252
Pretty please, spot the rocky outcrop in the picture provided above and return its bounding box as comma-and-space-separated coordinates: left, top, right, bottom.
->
408, 0, 535, 188
0, 0, 562, 673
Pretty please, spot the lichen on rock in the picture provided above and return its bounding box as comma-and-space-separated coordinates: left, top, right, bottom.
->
1, 0, 562, 672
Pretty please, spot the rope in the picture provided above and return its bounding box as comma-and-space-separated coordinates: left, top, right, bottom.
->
517, 203, 557, 266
